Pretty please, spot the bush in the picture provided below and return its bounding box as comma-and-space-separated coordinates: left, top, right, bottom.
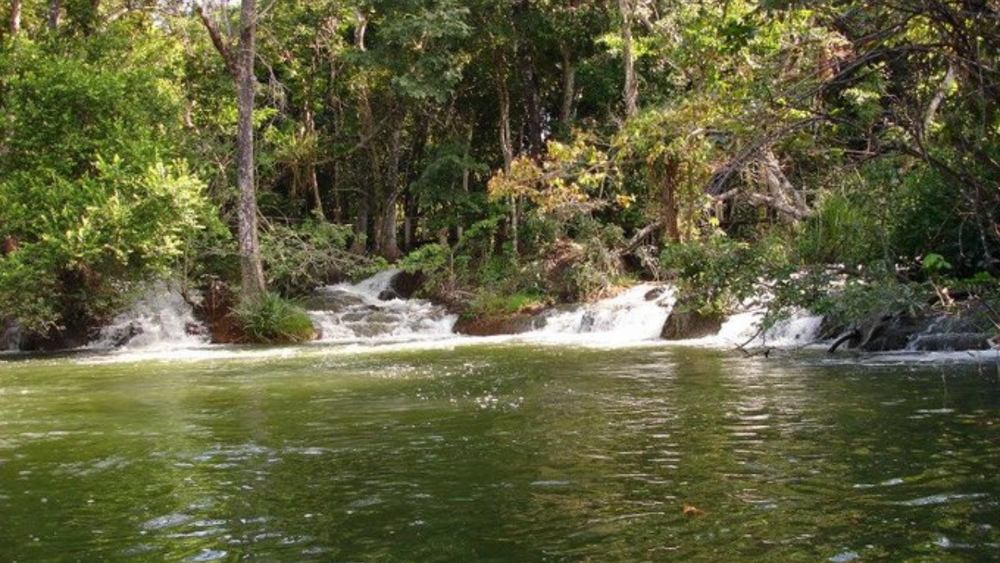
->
232, 292, 316, 344
260, 221, 366, 295
467, 292, 549, 317
0, 30, 213, 335
659, 235, 770, 315
795, 192, 884, 266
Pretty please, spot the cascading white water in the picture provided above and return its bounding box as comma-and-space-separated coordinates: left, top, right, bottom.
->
90, 283, 209, 350
308, 270, 457, 343
530, 284, 676, 343
714, 309, 824, 348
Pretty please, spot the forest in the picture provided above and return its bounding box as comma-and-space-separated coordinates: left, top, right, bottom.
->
1, 0, 998, 347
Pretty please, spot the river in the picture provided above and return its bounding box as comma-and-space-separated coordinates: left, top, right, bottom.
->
1, 343, 998, 562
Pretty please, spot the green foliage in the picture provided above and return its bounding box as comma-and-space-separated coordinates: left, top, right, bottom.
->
552, 221, 628, 301
659, 235, 774, 315
795, 193, 884, 266
922, 253, 952, 275
467, 291, 548, 317
232, 292, 316, 344
0, 28, 209, 334
260, 221, 363, 296
810, 276, 928, 330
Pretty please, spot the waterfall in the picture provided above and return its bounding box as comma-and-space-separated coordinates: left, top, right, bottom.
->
714, 309, 824, 348
90, 283, 209, 350
1, 321, 20, 352
531, 285, 675, 343
308, 270, 457, 343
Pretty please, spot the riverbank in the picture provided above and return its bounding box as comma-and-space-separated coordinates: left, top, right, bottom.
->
5, 269, 996, 357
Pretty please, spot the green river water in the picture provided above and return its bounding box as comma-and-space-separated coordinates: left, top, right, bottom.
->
1, 344, 998, 562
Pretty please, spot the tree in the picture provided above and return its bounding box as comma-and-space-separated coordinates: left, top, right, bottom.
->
197, 0, 266, 300
9, 0, 21, 34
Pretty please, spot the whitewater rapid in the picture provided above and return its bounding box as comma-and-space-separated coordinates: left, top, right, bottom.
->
67, 270, 831, 365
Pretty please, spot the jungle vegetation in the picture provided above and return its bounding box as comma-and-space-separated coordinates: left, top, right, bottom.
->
1, 0, 998, 343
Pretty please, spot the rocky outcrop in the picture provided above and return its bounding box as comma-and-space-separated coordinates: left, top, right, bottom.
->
191, 278, 243, 344
453, 313, 547, 336
384, 271, 424, 300
830, 300, 998, 353
660, 309, 726, 340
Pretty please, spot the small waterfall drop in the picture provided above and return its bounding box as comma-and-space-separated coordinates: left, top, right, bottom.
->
308, 270, 457, 343
531, 285, 675, 343
91, 283, 209, 350
715, 309, 824, 348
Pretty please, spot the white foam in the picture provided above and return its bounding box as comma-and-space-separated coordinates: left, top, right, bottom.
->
527, 284, 675, 345
89, 283, 210, 352
309, 270, 457, 343
713, 309, 825, 348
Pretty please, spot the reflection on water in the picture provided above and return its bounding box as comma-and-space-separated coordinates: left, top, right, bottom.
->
0, 346, 998, 562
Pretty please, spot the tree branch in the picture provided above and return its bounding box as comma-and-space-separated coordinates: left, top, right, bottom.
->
197, 3, 237, 77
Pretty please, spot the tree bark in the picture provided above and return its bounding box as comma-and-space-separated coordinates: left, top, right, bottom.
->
303, 104, 325, 220
495, 51, 514, 174
514, 1, 543, 157
378, 125, 403, 261
197, 4, 237, 76
660, 158, 681, 242
9, 0, 21, 35
619, 0, 638, 117
236, 0, 266, 299
560, 43, 576, 126
47, 0, 62, 29
494, 50, 517, 257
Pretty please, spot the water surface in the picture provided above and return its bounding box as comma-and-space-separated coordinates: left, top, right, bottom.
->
1, 345, 998, 562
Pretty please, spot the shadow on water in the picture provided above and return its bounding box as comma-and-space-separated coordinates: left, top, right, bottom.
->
0, 344, 998, 562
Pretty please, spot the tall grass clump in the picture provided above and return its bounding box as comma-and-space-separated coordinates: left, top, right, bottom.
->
233, 292, 316, 344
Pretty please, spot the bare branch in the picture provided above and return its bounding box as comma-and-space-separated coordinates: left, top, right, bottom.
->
197, 2, 237, 77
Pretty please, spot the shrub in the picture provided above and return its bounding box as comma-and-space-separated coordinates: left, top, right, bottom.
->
260, 221, 366, 295
659, 235, 769, 315
795, 192, 884, 266
232, 292, 316, 344
467, 292, 549, 317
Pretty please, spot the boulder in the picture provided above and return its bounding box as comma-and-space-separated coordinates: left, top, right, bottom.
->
661, 307, 725, 340
909, 332, 993, 351
857, 314, 931, 352
387, 271, 425, 299
453, 313, 547, 336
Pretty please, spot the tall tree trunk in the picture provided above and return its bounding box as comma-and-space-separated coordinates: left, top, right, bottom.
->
303, 104, 325, 220
514, 0, 543, 156
496, 52, 514, 174
378, 124, 403, 260
47, 0, 62, 29
402, 118, 429, 252
236, 0, 265, 299
353, 11, 380, 256
457, 121, 474, 241
560, 43, 576, 126
494, 50, 518, 257
660, 158, 681, 242
619, 0, 638, 117
9, 0, 21, 34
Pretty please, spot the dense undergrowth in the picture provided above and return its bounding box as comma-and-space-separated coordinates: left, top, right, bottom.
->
1, 1, 998, 346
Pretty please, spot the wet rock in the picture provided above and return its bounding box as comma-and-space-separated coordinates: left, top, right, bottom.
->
644, 287, 667, 301
191, 278, 243, 344
305, 290, 366, 311
909, 332, 993, 351
661, 309, 726, 340
858, 314, 931, 352
388, 271, 424, 299
453, 313, 547, 336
